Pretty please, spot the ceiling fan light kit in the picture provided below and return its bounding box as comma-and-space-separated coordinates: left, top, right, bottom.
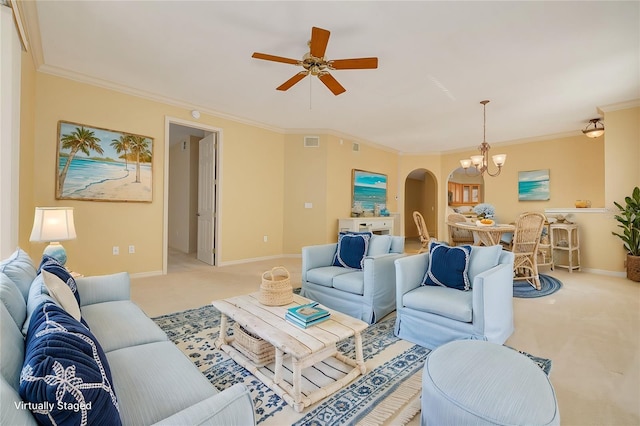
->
251, 27, 378, 96
460, 100, 507, 178
582, 118, 604, 138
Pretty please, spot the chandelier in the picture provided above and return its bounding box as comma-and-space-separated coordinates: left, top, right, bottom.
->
582, 118, 604, 138
460, 100, 506, 177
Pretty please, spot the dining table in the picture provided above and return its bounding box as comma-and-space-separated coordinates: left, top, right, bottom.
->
450, 221, 516, 246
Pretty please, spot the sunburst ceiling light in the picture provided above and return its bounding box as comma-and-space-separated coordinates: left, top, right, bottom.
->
460, 100, 506, 177
582, 118, 605, 138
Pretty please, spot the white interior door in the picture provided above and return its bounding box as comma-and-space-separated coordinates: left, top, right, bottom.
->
197, 133, 216, 265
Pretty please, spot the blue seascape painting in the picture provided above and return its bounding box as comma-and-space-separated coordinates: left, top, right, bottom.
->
353, 170, 387, 211
518, 169, 550, 201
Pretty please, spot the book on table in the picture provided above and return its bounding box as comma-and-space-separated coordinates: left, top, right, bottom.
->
287, 302, 330, 322
285, 312, 330, 329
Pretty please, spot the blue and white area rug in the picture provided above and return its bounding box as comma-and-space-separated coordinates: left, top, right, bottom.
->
513, 274, 563, 298
153, 306, 550, 425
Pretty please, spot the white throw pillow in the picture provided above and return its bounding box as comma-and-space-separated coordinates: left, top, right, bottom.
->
42, 270, 81, 321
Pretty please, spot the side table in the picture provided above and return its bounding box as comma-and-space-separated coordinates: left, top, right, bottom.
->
551, 223, 580, 272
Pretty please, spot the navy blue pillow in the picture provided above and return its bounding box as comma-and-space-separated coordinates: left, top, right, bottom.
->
19, 302, 121, 426
422, 242, 472, 291
333, 232, 372, 269
39, 255, 80, 307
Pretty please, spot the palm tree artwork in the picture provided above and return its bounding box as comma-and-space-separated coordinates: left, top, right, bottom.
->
127, 135, 152, 183
110, 135, 131, 170
57, 126, 104, 197
56, 121, 153, 202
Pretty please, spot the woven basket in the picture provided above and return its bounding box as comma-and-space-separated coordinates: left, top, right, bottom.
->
259, 266, 293, 306
232, 323, 275, 366
627, 255, 640, 282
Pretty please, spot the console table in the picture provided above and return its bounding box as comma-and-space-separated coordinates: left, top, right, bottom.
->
338, 217, 394, 235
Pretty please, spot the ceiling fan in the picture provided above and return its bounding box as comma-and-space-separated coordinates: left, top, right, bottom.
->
251, 27, 378, 96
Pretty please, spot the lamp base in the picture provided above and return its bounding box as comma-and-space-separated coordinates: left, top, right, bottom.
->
43, 242, 67, 266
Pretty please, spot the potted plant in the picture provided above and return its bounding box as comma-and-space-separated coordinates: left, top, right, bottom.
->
612, 186, 640, 282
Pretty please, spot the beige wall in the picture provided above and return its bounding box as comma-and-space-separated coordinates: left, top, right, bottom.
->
23, 73, 286, 275
17, 62, 638, 275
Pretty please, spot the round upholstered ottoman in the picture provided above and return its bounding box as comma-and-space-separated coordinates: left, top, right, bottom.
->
421, 340, 559, 425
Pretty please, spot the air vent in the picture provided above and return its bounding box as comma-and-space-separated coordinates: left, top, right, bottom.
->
352, 142, 360, 152
304, 136, 320, 148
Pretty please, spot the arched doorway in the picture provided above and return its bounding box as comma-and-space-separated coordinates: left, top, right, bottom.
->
404, 169, 438, 246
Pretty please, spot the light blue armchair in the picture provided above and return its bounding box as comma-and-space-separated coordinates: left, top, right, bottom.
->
394, 245, 514, 349
301, 235, 405, 324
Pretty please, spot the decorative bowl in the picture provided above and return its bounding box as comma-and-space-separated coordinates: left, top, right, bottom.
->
575, 200, 591, 208
476, 219, 495, 227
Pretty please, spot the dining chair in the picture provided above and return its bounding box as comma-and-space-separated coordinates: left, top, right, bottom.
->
512, 212, 546, 290
447, 213, 475, 246
412, 211, 433, 253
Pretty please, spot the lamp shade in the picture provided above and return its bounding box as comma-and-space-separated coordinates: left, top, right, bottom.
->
29, 207, 77, 242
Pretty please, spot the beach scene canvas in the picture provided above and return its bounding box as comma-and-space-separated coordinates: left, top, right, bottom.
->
518, 169, 550, 201
352, 169, 387, 212
56, 121, 153, 202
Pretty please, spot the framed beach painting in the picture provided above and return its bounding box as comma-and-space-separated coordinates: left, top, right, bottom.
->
518, 169, 550, 201
55, 121, 153, 202
352, 169, 387, 214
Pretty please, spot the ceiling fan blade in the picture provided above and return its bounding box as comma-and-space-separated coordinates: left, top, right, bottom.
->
329, 57, 379, 70
318, 72, 346, 96
310, 27, 330, 58
276, 72, 308, 91
252, 52, 299, 65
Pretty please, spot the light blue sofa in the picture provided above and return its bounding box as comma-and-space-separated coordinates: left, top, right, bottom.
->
1, 249, 254, 425
301, 235, 405, 324
394, 245, 514, 349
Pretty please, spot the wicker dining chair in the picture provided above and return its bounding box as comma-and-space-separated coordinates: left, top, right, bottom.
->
512, 212, 546, 290
413, 211, 433, 253
447, 213, 475, 246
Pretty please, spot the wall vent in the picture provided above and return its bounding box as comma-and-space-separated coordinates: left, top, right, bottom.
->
352, 142, 360, 152
304, 136, 320, 147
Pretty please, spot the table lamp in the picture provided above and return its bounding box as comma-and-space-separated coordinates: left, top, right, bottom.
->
29, 207, 77, 266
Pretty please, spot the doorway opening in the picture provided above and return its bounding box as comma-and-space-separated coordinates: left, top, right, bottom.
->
164, 117, 222, 274
404, 169, 437, 251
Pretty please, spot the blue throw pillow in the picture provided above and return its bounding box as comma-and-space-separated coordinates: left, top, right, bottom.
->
20, 302, 121, 426
38, 256, 80, 307
333, 232, 372, 269
422, 242, 472, 291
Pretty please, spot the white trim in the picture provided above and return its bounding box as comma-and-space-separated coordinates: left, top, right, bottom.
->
217, 254, 299, 267
581, 268, 626, 278
544, 208, 610, 214
598, 99, 640, 113
0, 6, 21, 258
130, 270, 163, 279
164, 117, 223, 274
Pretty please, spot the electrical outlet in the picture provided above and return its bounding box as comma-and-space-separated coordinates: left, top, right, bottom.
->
128, 245, 135, 254
112, 246, 119, 255
263, 236, 268, 243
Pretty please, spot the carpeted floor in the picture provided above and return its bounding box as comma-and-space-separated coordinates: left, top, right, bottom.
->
513, 274, 562, 298
153, 305, 551, 425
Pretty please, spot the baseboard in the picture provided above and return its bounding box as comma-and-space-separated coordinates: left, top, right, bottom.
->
218, 253, 301, 266
581, 268, 626, 278
130, 270, 163, 279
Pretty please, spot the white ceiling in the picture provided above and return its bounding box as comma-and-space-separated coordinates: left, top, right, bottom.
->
26, 1, 639, 154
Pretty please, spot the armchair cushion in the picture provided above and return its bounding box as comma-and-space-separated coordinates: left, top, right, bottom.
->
332, 232, 371, 269
467, 244, 503, 285
403, 286, 473, 322
368, 234, 392, 256
332, 271, 365, 295
306, 266, 352, 288
423, 242, 471, 291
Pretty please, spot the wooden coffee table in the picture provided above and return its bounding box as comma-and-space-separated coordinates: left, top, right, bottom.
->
212, 292, 368, 412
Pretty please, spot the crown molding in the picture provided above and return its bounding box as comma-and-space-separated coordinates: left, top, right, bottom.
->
16, 0, 43, 67
598, 99, 640, 113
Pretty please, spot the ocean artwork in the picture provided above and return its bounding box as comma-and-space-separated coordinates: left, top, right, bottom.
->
352, 169, 387, 212
518, 169, 550, 201
56, 121, 153, 202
